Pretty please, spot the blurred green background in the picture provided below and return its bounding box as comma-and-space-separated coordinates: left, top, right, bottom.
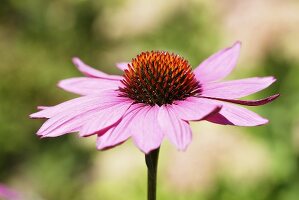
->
0, 0, 298, 199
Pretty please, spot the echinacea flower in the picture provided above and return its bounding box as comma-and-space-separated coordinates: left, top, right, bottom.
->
30, 42, 279, 153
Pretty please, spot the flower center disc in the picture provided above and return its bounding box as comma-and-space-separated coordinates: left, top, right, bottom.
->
119, 51, 201, 106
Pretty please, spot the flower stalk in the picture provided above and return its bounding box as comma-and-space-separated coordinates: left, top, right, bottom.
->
145, 148, 160, 200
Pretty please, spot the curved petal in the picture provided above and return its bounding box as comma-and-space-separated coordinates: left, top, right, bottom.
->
34, 104, 104, 137
30, 91, 118, 119
205, 100, 268, 126
34, 95, 130, 137
116, 62, 130, 71
194, 42, 241, 83
79, 101, 132, 137
202, 94, 280, 106
158, 106, 192, 151
72, 57, 122, 80
58, 77, 121, 95
72, 57, 108, 77
131, 105, 164, 154
172, 97, 222, 121
201, 77, 276, 98
96, 104, 146, 150
31, 95, 106, 119
36, 109, 97, 137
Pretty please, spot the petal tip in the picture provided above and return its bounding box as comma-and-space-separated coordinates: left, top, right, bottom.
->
38, 134, 52, 139
72, 57, 86, 70
263, 76, 276, 84
57, 80, 71, 91
79, 131, 95, 138
57, 79, 72, 90
234, 40, 242, 46
57, 80, 64, 88
116, 62, 129, 71
96, 142, 117, 151
270, 76, 277, 83
174, 142, 190, 151
29, 112, 46, 119
36, 132, 44, 137
270, 76, 276, 80
29, 112, 35, 118
257, 118, 269, 126
37, 106, 49, 111
269, 93, 280, 102
231, 41, 242, 50
72, 57, 81, 64
29, 114, 38, 119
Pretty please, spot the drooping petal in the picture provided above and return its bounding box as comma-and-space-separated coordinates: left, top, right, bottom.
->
206, 113, 234, 125
202, 94, 280, 106
158, 106, 192, 151
201, 77, 276, 98
172, 97, 222, 121
116, 62, 130, 71
79, 101, 132, 137
131, 105, 164, 154
96, 104, 146, 150
205, 100, 268, 126
58, 77, 121, 95
72, 57, 122, 80
194, 42, 241, 83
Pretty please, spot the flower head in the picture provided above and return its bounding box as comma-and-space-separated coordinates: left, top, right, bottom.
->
119, 51, 201, 106
30, 42, 279, 153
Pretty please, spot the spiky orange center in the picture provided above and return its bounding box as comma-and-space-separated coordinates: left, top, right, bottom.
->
118, 51, 201, 106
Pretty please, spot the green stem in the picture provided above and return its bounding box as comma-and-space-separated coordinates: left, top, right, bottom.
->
145, 148, 160, 200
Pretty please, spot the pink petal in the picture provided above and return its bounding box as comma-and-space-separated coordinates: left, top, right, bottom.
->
131, 105, 164, 154
158, 106, 192, 151
72, 57, 108, 77
30, 92, 117, 119
0, 184, 21, 200
58, 77, 121, 95
172, 97, 222, 121
32, 94, 131, 137
37, 106, 49, 110
37, 111, 114, 138
116, 62, 130, 71
205, 100, 268, 126
194, 42, 241, 83
79, 101, 132, 137
201, 77, 276, 98
72, 57, 122, 80
36, 107, 100, 137
202, 94, 280, 106
96, 104, 146, 150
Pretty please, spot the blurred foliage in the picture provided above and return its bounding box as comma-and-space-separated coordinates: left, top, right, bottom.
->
0, 0, 298, 200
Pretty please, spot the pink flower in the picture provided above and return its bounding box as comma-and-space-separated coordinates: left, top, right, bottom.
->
30, 42, 279, 153
0, 184, 21, 200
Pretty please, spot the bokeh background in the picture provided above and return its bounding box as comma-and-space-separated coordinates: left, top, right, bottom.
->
0, 0, 298, 199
